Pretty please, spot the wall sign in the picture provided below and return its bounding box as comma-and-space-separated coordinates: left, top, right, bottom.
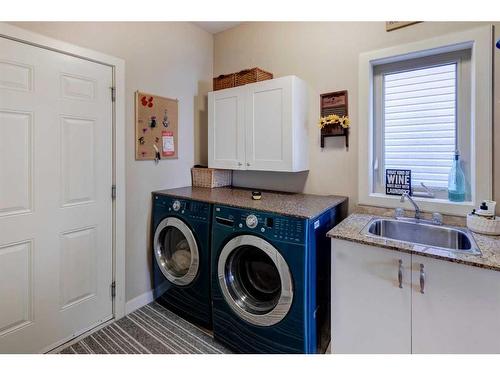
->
386, 22, 421, 32
135, 91, 178, 160
386, 169, 412, 196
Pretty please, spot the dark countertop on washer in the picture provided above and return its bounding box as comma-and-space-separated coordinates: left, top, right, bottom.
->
153, 186, 348, 220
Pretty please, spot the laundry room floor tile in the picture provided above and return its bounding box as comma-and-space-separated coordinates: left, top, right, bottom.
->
58, 302, 231, 354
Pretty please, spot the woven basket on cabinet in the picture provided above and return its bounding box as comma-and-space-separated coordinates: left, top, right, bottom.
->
213, 73, 236, 91
235, 67, 273, 86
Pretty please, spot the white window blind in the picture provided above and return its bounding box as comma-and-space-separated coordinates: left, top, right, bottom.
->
383, 63, 457, 188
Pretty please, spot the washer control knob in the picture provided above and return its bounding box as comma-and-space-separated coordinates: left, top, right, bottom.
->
172, 200, 181, 211
238, 223, 243, 228
246, 214, 258, 229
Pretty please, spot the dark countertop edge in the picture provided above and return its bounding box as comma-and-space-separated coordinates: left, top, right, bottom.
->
328, 218, 500, 272
152, 188, 348, 220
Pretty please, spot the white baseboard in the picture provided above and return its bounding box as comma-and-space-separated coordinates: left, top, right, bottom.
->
125, 289, 154, 315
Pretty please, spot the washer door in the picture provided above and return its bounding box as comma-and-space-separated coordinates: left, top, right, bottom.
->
218, 235, 293, 327
154, 217, 199, 286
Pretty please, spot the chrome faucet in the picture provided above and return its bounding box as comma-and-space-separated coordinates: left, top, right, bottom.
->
400, 192, 421, 220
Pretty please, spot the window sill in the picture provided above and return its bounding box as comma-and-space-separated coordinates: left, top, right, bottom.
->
360, 193, 474, 217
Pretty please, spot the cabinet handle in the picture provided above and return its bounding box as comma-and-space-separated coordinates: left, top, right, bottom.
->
419, 263, 425, 294
238, 162, 242, 166
246, 162, 250, 166
398, 259, 403, 288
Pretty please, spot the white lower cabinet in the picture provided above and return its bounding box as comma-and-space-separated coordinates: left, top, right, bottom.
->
331, 239, 412, 353
411, 255, 500, 353
331, 239, 500, 354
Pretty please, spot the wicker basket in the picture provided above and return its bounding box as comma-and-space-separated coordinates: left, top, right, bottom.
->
466, 214, 500, 236
191, 167, 232, 188
213, 73, 236, 91
235, 67, 273, 86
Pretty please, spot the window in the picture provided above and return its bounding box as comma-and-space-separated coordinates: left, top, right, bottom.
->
372, 50, 471, 199
358, 26, 493, 216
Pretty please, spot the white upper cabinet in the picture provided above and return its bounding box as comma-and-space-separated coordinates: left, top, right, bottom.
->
208, 85, 246, 170
208, 75, 308, 172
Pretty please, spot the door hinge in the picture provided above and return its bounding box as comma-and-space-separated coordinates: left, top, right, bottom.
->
110, 87, 116, 102
111, 185, 116, 199
111, 281, 116, 298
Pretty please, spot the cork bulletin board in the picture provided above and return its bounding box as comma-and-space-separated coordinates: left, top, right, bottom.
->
135, 91, 178, 160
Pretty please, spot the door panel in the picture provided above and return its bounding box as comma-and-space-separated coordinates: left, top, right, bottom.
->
411, 255, 500, 353
0, 110, 32, 215
0, 241, 33, 336
208, 87, 245, 169
0, 36, 113, 353
331, 240, 411, 353
245, 77, 293, 171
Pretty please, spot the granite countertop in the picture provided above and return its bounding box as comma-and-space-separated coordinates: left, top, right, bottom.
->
327, 213, 500, 271
154, 186, 347, 219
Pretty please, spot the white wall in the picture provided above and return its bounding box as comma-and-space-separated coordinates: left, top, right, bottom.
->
214, 22, 500, 214
10, 22, 214, 302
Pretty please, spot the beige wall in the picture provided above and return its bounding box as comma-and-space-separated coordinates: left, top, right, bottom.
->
214, 22, 500, 214
10, 22, 214, 302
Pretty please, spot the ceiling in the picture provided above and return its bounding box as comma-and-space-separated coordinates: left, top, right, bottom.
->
192, 22, 242, 34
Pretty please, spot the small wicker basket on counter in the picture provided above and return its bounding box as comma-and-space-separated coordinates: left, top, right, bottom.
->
191, 167, 232, 188
213, 68, 273, 91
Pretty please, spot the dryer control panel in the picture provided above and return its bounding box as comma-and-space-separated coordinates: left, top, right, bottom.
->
213, 205, 306, 244
153, 194, 210, 222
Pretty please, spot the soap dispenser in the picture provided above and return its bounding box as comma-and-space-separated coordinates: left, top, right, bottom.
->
448, 150, 466, 202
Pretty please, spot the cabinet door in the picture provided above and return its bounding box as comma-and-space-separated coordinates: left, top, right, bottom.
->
331, 239, 412, 353
208, 87, 246, 169
244, 76, 293, 171
411, 255, 500, 353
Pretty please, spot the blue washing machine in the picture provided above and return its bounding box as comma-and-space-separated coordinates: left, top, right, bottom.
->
211, 204, 338, 353
152, 193, 212, 328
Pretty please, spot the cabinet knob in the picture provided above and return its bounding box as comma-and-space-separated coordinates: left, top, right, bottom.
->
246, 162, 250, 166
398, 259, 403, 288
238, 162, 242, 166
419, 264, 425, 294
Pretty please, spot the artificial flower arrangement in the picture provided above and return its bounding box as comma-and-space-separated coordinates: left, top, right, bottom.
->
317, 114, 351, 129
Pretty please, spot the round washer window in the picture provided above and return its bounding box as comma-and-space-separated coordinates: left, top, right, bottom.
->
226, 245, 282, 315
154, 217, 199, 286
218, 235, 293, 327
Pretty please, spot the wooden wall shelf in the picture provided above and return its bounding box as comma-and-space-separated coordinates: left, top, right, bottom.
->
320, 90, 349, 148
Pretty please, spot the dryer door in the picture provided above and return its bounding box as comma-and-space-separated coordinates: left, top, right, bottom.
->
218, 235, 293, 326
154, 217, 199, 286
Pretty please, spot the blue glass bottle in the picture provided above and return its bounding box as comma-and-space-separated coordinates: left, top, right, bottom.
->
448, 151, 466, 202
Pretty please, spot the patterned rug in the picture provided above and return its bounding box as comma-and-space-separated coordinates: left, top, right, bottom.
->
59, 302, 230, 354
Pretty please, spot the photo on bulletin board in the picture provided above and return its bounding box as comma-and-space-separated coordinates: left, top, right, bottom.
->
135, 91, 178, 160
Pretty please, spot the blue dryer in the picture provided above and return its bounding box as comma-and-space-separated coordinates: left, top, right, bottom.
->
152, 194, 212, 328
211, 204, 337, 353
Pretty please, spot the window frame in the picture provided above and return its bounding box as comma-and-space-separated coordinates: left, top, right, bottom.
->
372, 49, 471, 199
358, 26, 493, 216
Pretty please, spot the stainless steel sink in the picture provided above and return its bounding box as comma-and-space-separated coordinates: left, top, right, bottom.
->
361, 218, 481, 255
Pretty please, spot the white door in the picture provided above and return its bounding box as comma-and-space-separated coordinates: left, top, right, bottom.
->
331, 240, 411, 353
245, 76, 293, 171
0, 37, 113, 353
411, 255, 500, 354
208, 86, 245, 170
